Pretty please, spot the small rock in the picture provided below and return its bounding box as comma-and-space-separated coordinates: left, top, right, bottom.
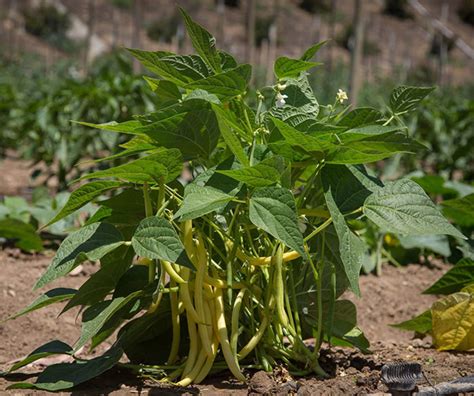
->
8, 289, 16, 297
248, 371, 275, 394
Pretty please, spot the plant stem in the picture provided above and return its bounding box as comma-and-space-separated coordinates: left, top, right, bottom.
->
304, 217, 333, 242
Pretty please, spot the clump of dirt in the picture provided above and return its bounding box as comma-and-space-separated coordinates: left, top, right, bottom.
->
1, 249, 473, 395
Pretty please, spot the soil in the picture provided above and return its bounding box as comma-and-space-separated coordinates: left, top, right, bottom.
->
0, 157, 473, 395
0, 249, 473, 395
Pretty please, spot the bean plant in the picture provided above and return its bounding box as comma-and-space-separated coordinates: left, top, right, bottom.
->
5, 9, 465, 391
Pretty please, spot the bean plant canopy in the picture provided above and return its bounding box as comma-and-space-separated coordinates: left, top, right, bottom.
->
5, 8, 464, 391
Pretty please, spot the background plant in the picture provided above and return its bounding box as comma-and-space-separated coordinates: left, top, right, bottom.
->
4, 9, 464, 391
0, 52, 156, 189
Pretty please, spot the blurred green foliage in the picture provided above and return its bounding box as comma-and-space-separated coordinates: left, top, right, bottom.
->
0, 51, 156, 190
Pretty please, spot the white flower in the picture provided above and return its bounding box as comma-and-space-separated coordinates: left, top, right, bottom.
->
336, 89, 348, 104
277, 83, 287, 91
276, 92, 288, 108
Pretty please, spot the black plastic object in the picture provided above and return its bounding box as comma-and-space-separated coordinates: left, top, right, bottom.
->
417, 375, 474, 396
381, 362, 423, 394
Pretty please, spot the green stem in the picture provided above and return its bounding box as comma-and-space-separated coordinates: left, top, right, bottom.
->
315, 231, 326, 354
304, 217, 333, 242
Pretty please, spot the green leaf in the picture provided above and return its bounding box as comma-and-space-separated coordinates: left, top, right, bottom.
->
75, 294, 141, 350
389, 86, 435, 115
270, 76, 319, 127
78, 150, 183, 184
184, 89, 221, 104
321, 164, 382, 214
441, 193, 474, 227
300, 40, 329, 61
8, 346, 123, 391
363, 179, 466, 239
174, 184, 234, 221
274, 57, 319, 79
339, 125, 404, 143
326, 132, 425, 164
179, 8, 222, 73
35, 223, 124, 289
7, 288, 76, 320
327, 300, 370, 353
337, 107, 383, 128
399, 235, 451, 257
127, 49, 210, 85
132, 217, 194, 269
143, 78, 181, 103
412, 175, 458, 196
9, 340, 73, 372
219, 50, 238, 70
46, 181, 122, 227
62, 246, 134, 312
77, 120, 143, 135
0, 218, 43, 252
391, 310, 432, 334
185, 64, 251, 99
424, 259, 474, 295
269, 116, 333, 153
212, 104, 250, 166
218, 156, 285, 187
249, 186, 305, 257
322, 167, 367, 296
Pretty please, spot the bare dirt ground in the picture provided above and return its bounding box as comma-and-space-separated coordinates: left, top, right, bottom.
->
0, 156, 473, 395
1, 249, 473, 395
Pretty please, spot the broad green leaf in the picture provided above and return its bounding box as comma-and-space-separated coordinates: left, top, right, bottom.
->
339, 125, 404, 143
391, 310, 432, 334
399, 235, 451, 257
326, 132, 425, 164
185, 64, 251, 99
179, 8, 222, 73
424, 259, 474, 295
337, 107, 383, 128
249, 186, 305, 257
132, 217, 194, 269
184, 89, 221, 104
127, 49, 210, 85
389, 86, 435, 115
432, 292, 474, 351
441, 193, 474, 227
270, 116, 333, 153
218, 156, 285, 187
322, 167, 367, 296
0, 218, 43, 252
77, 120, 143, 135
300, 40, 329, 61
212, 104, 250, 166
270, 75, 319, 127
219, 50, 238, 70
78, 150, 183, 184
46, 181, 122, 227
321, 164, 382, 213
174, 184, 234, 221
327, 300, 370, 353
8, 346, 123, 391
274, 56, 319, 79
62, 246, 134, 312
143, 77, 181, 103
412, 174, 458, 196
9, 341, 73, 372
75, 293, 141, 350
35, 223, 124, 289
7, 288, 76, 320
363, 179, 465, 238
